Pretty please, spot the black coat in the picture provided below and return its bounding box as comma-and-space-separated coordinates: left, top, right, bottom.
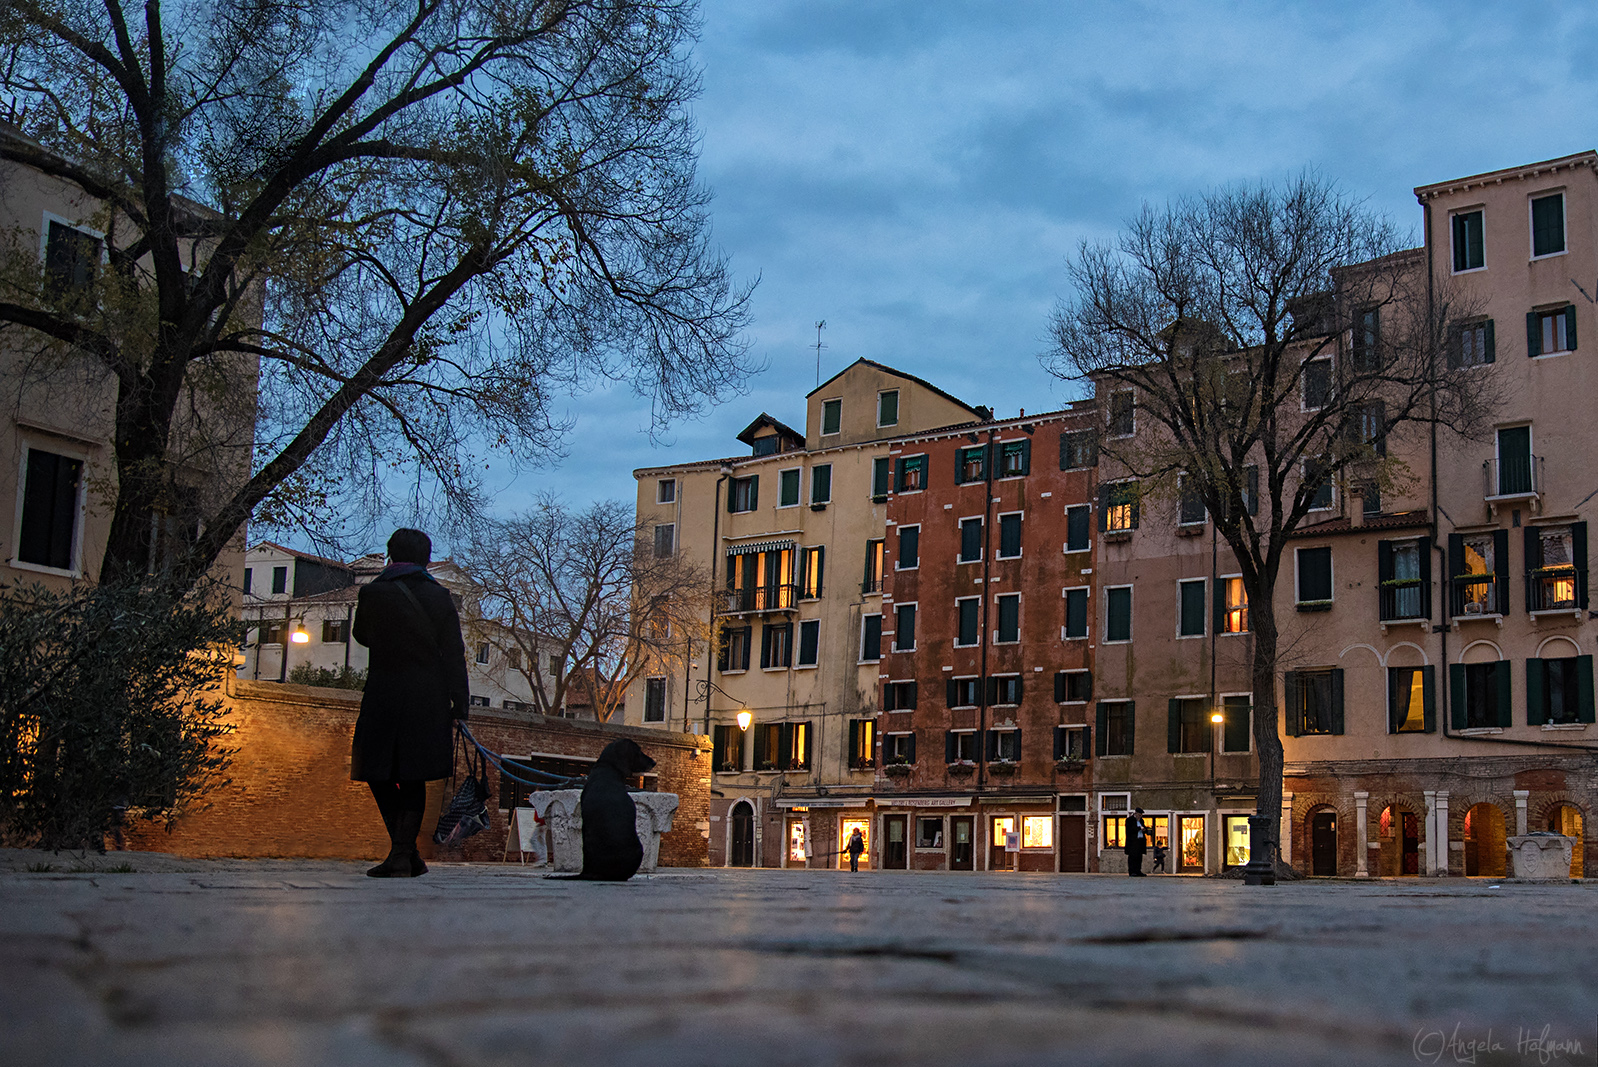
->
349, 568, 470, 782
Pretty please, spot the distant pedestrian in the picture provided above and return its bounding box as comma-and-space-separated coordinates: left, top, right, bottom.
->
351, 529, 470, 878
1151, 841, 1167, 873
1125, 807, 1148, 877
846, 828, 865, 872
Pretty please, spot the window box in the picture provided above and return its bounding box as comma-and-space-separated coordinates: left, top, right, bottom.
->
1176, 523, 1206, 537
946, 761, 976, 778
987, 760, 1018, 777
1103, 530, 1132, 544
1296, 599, 1334, 613
1054, 758, 1087, 774
883, 762, 912, 778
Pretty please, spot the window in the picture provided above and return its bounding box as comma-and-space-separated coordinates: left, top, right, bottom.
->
1387, 666, 1433, 733
1100, 481, 1139, 532
1284, 668, 1344, 735
1053, 726, 1088, 761
1531, 192, 1565, 257
956, 597, 980, 647
1221, 577, 1248, 633
259, 621, 288, 646
877, 389, 900, 427
1301, 358, 1331, 409
779, 468, 801, 507
713, 724, 744, 771
751, 435, 780, 457
957, 445, 987, 483
1449, 530, 1506, 616
998, 440, 1030, 477
1374, 537, 1428, 620
468, 695, 490, 708
883, 680, 917, 711
322, 619, 348, 643
272, 566, 288, 594
506, 649, 522, 670
242, 568, 253, 594
897, 525, 919, 569
863, 538, 884, 593
1296, 546, 1333, 607
1220, 695, 1251, 752
1495, 424, 1534, 497
16, 448, 83, 570
995, 593, 1020, 643
1021, 816, 1053, 849
44, 220, 100, 298
1528, 306, 1576, 356
726, 545, 796, 612
894, 603, 917, 652
883, 732, 915, 764
1452, 209, 1485, 272
987, 727, 1019, 759
754, 721, 810, 771
1065, 505, 1090, 553
1052, 670, 1090, 704
946, 729, 978, 762
1451, 319, 1496, 367
653, 523, 675, 558
1353, 400, 1386, 456
997, 513, 1022, 558
896, 454, 926, 492
821, 398, 842, 435
810, 464, 832, 505
644, 677, 667, 722
1096, 701, 1134, 756
717, 624, 752, 672
860, 614, 882, 662
761, 623, 793, 669
947, 679, 979, 710
958, 517, 983, 562
871, 456, 891, 499
476, 642, 491, 665
848, 719, 876, 769
1059, 429, 1098, 469
797, 619, 820, 667
1237, 464, 1259, 518
728, 475, 758, 513
1168, 697, 1209, 754
799, 546, 825, 599
1178, 474, 1205, 525
1350, 308, 1381, 372
1062, 587, 1089, 639
1303, 457, 1334, 512
916, 817, 944, 849
1108, 391, 1134, 437
1178, 579, 1205, 637
1528, 655, 1595, 725
1450, 661, 1511, 730
1527, 522, 1587, 611
1105, 586, 1132, 642
1103, 815, 1126, 849
656, 478, 676, 504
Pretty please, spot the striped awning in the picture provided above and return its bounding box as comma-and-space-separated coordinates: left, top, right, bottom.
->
728, 539, 795, 556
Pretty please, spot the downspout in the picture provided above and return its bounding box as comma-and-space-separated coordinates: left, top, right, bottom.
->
677, 478, 689, 736
1422, 195, 1450, 742
977, 426, 997, 790
706, 467, 731, 737
344, 603, 353, 671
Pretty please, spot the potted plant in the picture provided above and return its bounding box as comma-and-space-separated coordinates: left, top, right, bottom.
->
946, 761, 975, 778
988, 759, 1018, 777
1055, 757, 1086, 773
883, 759, 912, 778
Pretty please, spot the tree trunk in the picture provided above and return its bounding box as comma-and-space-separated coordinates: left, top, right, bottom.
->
1249, 591, 1287, 873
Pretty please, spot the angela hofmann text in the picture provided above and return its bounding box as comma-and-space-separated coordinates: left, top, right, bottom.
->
1412, 1023, 1584, 1065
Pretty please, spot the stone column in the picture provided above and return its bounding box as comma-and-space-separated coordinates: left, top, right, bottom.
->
1436, 792, 1450, 876
1353, 791, 1369, 878
1422, 790, 1437, 875
1514, 790, 1529, 837
1279, 792, 1294, 869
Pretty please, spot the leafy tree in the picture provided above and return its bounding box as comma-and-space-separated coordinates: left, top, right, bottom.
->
0, 0, 753, 589
1044, 176, 1493, 877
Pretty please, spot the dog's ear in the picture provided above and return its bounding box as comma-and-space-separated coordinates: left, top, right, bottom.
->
629, 740, 657, 773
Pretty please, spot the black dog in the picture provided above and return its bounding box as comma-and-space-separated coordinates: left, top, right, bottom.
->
576, 739, 657, 881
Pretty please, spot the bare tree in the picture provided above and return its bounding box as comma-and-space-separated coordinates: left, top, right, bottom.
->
0, 0, 753, 589
1044, 175, 1495, 878
459, 496, 709, 723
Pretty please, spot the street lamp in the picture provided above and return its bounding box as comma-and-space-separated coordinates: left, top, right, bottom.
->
736, 709, 752, 732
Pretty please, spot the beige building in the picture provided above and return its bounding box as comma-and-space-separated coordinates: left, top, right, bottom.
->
624, 359, 985, 866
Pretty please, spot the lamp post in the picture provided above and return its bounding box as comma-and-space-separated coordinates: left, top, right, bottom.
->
280, 620, 309, 682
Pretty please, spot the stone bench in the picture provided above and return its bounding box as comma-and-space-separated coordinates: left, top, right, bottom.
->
528, 790, 680, 874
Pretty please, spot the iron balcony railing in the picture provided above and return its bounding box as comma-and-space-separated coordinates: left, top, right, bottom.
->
1483, 455, 1542, 500
1449, 574, 1500, 617
1527, 567, 1580, 612
861, 577, 884, 595
1378, 579, 1429, 621
717, 583, 799, 615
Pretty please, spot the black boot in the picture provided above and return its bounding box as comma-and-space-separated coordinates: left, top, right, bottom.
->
368, 807, 425, 878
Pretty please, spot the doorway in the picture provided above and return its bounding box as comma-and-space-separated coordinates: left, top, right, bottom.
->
1310, 810, 1338, 876
882, 814, 908, 869
1548, 804, 1585, 877
785, 817, 808, 868
1463, 803, 1506, 877
1058, 814, 1087, 872
1379, 806, 1420, 876
1178, 816, 1206, 873
839, 816, 871, 870
729, 801, 755, 868
950, 816, 974, 870
990, 815, 1015, 871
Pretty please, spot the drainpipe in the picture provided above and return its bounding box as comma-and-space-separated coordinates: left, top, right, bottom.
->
1424, 195, 1451, 742
977, 426, 997, 790
705, 467, 731, 737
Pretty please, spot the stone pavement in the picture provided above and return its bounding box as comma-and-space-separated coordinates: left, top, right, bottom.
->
4, 852, 1598, 1067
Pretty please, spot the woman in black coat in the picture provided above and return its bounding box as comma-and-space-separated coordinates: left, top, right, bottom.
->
350, 528, 470, 877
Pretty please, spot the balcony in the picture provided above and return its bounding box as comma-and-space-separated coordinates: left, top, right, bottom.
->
1483, 455, 1542, 515
1449, 574, 1501, 623
717, 583, 798, 615
1527, 567, 1581, 615
1378, 579, 1429, 628
861, 577, 884, 595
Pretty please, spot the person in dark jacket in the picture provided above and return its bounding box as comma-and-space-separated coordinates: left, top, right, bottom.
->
1125, 807, 1148, 877
351, 528, 470, 878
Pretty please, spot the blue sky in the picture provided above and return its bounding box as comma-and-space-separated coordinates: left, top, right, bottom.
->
470, 0, 1598, 530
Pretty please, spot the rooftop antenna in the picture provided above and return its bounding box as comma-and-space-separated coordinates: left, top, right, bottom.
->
814, 320, 826, 387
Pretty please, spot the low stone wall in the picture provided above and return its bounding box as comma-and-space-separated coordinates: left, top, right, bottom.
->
125, 679, 711, 866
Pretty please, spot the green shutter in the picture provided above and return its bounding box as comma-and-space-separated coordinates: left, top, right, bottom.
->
945, 731, 957, 763
1485, 318, 1496, 362
849, 720, 861, 764
1526, 659, 1546, 726
1283, 672, 1301, 737
1097, 485, 1111, 531
1377, 539, 1394, 583
1574, 523, 1588, 609
1528, 311, 1542, 357
1330, 669, 1345, 735
1578, 656, 1595, 724
904, 731, 915, 765
1124, 701, 1135, 754
1054, 671, 1066, 702
1167, 698, 1181, 753
1525, 525, 1542, 613
1446, 323, 1462, 370
1495, 660, 1513, 728
805, 722, 814, 768
1419, 536, 1433, 619
1449, 664, 1466, 730
1421, 665, 1436, 733
1494, 530, 1510, 616
1020, 439, 1031, 475
753, 723, 768, 767
1567, 305, 1578, 351
749, 476, 758, 511
1053, 725, 1065, 760
1095, 703, 1108, 756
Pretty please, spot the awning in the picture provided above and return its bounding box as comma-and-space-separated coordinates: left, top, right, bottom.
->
777, 797, 866, 809
728, 540, 795, 556
875, 796, 974, 808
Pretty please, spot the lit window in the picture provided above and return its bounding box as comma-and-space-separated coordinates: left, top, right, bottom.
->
1021, 815, 1053, 849
1222, 577, 1248, 633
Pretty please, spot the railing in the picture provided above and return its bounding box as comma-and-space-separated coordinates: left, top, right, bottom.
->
717, 583, 798, 615
1449, 574, 1499, 617
861, 577, 884, 595
1483, 455, 1542, 499
1527, 567, 1580, 612
1378, 579, 1429, 621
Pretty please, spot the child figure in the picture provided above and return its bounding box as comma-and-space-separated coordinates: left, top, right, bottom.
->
1151, 841, 1168, 873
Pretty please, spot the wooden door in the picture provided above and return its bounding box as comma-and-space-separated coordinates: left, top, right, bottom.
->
1311, 811, 1337, 876
950, 816, 974, 870
989, 816, 1014, 871
729, 802, 754, 867
882, 815, 908, 869
1058, 815, 1087, 872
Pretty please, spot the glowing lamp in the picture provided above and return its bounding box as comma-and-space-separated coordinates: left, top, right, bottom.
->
736, 709, 752, 732
1211, 711, 1225, 724
290, 629, 310, 644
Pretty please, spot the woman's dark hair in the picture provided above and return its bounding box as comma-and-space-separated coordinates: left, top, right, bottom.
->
387, 528, 432, 565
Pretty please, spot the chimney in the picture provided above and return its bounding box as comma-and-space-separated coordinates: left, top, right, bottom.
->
1349, 485, 1364, 527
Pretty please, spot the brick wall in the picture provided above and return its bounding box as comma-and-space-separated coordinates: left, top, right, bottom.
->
125, 679, 711, 866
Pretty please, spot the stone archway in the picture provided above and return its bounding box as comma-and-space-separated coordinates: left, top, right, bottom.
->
728, 801, 755, 868
1545, 803, 1585, 877
1378, 804, 1420, 876
1463, 802, 1507, 877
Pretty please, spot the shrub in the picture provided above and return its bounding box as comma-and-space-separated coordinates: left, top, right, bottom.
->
286, 664, 367, 690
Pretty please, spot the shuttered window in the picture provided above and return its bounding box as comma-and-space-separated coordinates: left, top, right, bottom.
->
1105, 586, 1132, 642
1063, 587, 1089, 639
